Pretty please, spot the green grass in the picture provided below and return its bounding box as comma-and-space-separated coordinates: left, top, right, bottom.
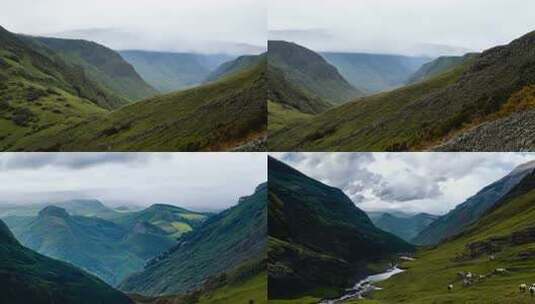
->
199, 273, 267, 304
268, 101, 312, 134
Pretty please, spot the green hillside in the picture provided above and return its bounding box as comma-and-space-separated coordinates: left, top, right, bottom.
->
268, 41, 362, 106
28, 37, 158, 102
8, 206, 176, 286
268, 157, 413, 300
0, 219, 133, 304
119, 50, 232, 93
370, 212, 438, 243
112, 204, 209, 239
366, 168, 535, 303
120, 183, 267, 296
407, 54, 476, 84
205, 54, 265, 83
13, 57, 266, 151
321, 52, 429, 93
269, 30, 535, 151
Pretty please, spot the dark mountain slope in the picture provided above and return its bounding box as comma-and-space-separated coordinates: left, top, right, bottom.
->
370, 164, 535, 303
414, 160, 535, 245
270, 30, 535, 151
29, 37, 158, 101
119, 50, 232, 93
119, 183, 267, 296
268, 40, 362, 106
370, 212, 438, 243
12, 58, 267, 151
268, 157, 413, 299
0, 219, 132, 304
321, 52, 429, 93
8, 206, 175, 286
407, 53, 477, 84
205, 53, 264, 83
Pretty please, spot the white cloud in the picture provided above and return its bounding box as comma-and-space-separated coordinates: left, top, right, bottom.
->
0, 153, 267, 211
273, 152, 535, 215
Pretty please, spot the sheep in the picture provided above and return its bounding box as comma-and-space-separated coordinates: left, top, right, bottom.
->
466, 272, 473, 279
448, 284, 453, 292
520, 283, 527, 293
530, 286, 535, 297
494, 268, 506, 274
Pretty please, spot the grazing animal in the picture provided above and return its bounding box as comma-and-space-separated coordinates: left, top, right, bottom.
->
520, 283, 527, 292
466, 272, 473, 279
495, 268, 506, 274
530, 286, 535, 297
448, 284, 453, 292
463, 279, 471, 287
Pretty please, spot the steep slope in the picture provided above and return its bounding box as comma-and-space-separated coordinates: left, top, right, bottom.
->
268, 157, 413, 299
9, 206, 175, 286
270, 30, 535, 151
268, 40, 362, 106
12, 58, 267, 151
369, 167, 535, 304
205, 54, 264, 83
0, 219, 132, 304
370, 212, 438, 243
120, 183, 267, 296
407, 53, 477, 84
0, 26, 122, 150
28, 37, 158, 101
119, 50, 232, 93
414, 160, 535, 245
321, 52, 429, 93
112, 204, 209, 239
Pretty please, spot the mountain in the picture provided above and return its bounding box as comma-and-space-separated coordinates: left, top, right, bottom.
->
10, 56, 267, 151
370, 212, 438, 243
119, 50, 233, 92
268, 40, 362, 106
120, 183, 267, 296
7, 206, 176, 286
321, 52, 429, 93
0, 219, 132, 304
111, 204, 209, 239
269, 30, 535, 152
413, 160, 535, 245
0, 199, 120, 219
26, 36, 158, 102
205, 54, 264, 83
407, 54, 477, 84
268, 156, 413, 299
368, 164, 535, 303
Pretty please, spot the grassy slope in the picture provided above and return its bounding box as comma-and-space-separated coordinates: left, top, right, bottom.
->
268, 101, 312, 134
12, 59, 267, 151
31, 37, 157, 102
198, 272, 267, 304
365, 189, 535, 303
206, 54, 265, 83
268, 63, 468, 151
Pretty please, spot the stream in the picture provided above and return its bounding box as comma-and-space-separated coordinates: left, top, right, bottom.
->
319, 266, 405, 304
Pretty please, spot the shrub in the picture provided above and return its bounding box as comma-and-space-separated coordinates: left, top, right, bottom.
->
26, 87, 47, 102
11, 108, 34, 126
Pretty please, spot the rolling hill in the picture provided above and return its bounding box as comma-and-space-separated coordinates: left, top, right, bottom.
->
119, 183, 267, 296
27, 36, 158, 102
369, 212, 438, 243
0, 199, 121, 219
269, 30, 535, 152
9, 56, 267, 151
367, 162, 535, 303
119, 50, 232, 92
205, 53, 265, 83
321, 52, 429, 93
268, 40, 362, 106
268, 156, 413, 300
407, 53, 477, 84
0, 218, 132, 304
413, 160, 535, 245
7, 206, 176, 286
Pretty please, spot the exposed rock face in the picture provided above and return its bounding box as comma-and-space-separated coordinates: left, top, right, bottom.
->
465, 227, 535, 258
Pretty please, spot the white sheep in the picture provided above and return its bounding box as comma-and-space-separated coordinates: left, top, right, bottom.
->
520, 283, 527, 293
448, 284, 453, 292
530, 286, 535, 297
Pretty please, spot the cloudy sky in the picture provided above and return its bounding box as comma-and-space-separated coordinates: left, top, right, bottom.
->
1, 0, 266, 54
269, 0, 535, 56
0, 153, 266, 211
273, 153, 535, 215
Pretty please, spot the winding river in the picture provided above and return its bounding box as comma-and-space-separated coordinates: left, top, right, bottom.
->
319, 266, 405, 304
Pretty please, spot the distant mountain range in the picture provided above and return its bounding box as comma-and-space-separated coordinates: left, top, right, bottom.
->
413, 160, 535, 245
368, 212, 438, 243
268, 156, 412, 299
269, 30, 535, 151
120, 183, 267, 296
119, 50, 233, 92
0, 219, 133, 304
